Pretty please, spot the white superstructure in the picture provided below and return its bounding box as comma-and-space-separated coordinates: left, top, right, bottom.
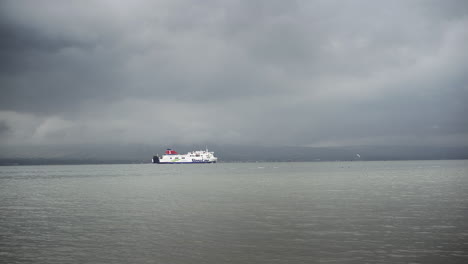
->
152, 149, 217, 164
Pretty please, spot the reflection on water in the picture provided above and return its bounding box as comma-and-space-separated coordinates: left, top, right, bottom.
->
1, 160, 468, 263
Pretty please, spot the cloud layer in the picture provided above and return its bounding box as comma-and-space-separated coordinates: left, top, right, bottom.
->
1, 0, 467, 149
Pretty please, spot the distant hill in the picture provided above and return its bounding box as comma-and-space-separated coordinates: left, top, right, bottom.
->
1, 144, 467, 165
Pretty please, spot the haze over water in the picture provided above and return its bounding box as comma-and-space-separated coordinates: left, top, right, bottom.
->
1, 160, 468, 263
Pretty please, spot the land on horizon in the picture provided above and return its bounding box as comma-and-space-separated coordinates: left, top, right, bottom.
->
1, 144, 467, 165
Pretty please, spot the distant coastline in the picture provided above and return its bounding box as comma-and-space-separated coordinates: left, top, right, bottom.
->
1, 144, 467, 166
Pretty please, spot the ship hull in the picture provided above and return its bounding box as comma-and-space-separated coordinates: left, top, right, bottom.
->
157, 161, 216, 164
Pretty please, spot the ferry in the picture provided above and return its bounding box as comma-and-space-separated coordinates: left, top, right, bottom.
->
152, 149, 218, 164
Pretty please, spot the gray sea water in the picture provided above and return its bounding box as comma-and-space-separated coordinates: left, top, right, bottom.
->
1, 160, 468, 264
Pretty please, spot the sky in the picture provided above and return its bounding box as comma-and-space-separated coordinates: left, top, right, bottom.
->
1, 0, 467, 152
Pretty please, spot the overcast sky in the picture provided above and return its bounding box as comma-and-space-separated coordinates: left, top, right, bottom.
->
1, 0, 467, 150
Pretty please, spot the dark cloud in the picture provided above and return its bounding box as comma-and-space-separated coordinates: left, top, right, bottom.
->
0, 0, 467, 149
0, 120, 10, 136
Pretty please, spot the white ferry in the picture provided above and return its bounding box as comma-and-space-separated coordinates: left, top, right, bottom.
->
152, 149, 218, 164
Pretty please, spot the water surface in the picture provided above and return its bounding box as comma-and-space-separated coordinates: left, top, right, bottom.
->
1, 160, 467, 263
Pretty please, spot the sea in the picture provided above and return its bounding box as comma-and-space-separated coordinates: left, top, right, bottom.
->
1, 160, 467, 264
